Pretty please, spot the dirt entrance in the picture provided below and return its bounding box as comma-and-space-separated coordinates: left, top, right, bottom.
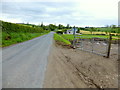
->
43, 41, 118, 88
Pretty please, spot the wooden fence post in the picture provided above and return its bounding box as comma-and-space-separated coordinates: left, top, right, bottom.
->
106, 34, 112, 58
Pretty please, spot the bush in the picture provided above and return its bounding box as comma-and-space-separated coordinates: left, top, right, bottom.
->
1, 20, 45, 33
56, 30, 63, 34
1, 20, 50, 47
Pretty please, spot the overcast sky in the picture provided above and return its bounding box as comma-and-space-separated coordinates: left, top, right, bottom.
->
1, 0, 119, 27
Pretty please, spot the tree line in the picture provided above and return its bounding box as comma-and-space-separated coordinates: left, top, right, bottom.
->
1, 20, 119, 35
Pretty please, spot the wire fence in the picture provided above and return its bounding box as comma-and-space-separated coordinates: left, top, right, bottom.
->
74, 35, 112, 57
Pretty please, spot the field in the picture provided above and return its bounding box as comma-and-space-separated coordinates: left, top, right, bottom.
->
80, 30, 106, 34
61, 34, 119, 41
80, 30, 118, 35
56, 27, 119, 43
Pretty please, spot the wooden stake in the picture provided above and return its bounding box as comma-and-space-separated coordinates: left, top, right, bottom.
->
106, 34, 112, 58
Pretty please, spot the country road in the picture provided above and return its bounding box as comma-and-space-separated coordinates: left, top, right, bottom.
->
2, 32, 54, 88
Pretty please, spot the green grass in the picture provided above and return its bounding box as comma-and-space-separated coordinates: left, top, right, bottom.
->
62, 34, 119, 40
1, 20, 50, 47
2, 32, 49, 47
54, 33, 71, 45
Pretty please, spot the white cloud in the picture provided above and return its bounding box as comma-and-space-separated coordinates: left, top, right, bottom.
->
1, 0, 119, 27
2, 0, 74, 2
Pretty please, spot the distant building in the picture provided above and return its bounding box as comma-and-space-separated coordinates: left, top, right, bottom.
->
65, 28, 78, 34
66, 29, 73, 34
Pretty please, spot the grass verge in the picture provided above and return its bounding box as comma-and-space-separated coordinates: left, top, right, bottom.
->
2, 32, 49, 47
54, 33, 71, 45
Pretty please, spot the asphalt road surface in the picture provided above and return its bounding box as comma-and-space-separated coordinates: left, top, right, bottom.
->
2, 32, 54, 88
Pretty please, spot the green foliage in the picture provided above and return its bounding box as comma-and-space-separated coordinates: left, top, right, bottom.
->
89, 27, 96, 34
48, 24, 57, 31
54, 33, 71, 45
1, 20, 46, 33
82, 27, 119, 35
56, 29, 69, 34
97, 27, 119, 34
1, 20, 50, 47
2, 32, 48, 47
40, 22, 44, 27
62, 34, 118, 40
79, 27, 85, 30
58, 24, 65, 29
76, 29, 80, 33
56, 30, 63, 34
62, 34, 74, 40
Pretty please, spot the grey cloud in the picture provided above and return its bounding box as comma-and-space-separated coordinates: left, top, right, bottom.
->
2, 2, 76, 23
1, 1, 117, 27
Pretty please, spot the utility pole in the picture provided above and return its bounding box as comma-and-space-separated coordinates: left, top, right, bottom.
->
73, 26, 76, 48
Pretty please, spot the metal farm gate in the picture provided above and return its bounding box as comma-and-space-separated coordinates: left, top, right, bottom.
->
73, 35, 112, 58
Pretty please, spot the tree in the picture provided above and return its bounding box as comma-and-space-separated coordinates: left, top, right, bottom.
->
110, 24, 116, 29
66, 24, 70, 29
58, 24, 65, 29
49, 24, 57, 31
76, 28, 80, 33
89, 27, 96, 34
40, 22, 44, 27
